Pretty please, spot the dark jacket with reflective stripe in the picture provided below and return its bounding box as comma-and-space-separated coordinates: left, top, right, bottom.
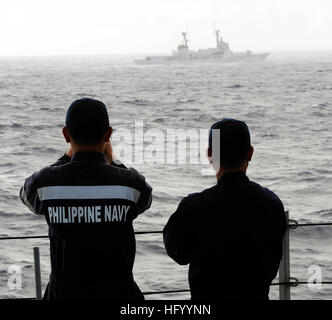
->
20, 151, 152, 300
163, 171, 287, 300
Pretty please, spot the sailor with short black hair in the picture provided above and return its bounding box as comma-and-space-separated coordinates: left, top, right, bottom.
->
163, 118, 287, 300
20, 98, 152, 300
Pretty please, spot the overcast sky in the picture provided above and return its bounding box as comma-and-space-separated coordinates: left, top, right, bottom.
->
1, 0, 331, 56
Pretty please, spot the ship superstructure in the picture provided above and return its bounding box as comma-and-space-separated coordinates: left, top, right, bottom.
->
134, 30, 269, 64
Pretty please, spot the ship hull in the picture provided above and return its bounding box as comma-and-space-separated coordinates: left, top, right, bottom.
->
134, 53, 269, 65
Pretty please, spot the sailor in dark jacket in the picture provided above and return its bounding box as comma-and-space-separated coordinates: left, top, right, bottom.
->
20, 98, 152, 300
163, 118, 287, 300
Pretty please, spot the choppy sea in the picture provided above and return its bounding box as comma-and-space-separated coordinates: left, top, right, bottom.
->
0, 51, 332, 299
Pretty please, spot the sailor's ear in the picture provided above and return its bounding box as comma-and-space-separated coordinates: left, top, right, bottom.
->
247, 146, 254, 162
104, 127, 113, 142
207, 147, 212, 158
62, 127, 71, 143
206, 147, 213, 165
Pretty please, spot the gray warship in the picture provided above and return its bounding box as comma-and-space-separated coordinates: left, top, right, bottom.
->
134, 30, 269, 65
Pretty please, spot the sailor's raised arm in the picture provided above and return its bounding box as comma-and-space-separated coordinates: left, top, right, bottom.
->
128, 168, 152, 217
19, 172, 42, 215
136, 180, 152, 215
51, 142, 125, 168
104, 141, 152, 214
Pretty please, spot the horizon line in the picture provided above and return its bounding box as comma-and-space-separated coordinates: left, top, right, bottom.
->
1, 49, 332, 59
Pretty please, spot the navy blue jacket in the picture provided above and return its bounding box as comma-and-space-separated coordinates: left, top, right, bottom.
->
20, 151, 152, 300
163, 171, 287, 300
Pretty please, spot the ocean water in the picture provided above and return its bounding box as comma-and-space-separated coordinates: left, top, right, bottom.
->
0, 52, 332, 299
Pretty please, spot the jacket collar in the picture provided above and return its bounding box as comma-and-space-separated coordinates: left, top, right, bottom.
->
71, 151, 106, 163
217, 171, 249, 186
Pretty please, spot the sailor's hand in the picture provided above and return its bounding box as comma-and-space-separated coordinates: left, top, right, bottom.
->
66, 146, 74, 158
104, 141, 115, 163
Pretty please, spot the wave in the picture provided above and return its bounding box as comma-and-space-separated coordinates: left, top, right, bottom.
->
315, 209, 332, 218
314, 169, 332, 175
261, 133, 279, 138
317, 69, 332, 73
31, 95, 49, 101
0, 82, 7, 89
176, 98, 196, 104
245, 110, 265, 118
30, 146, 58, 153
225, 84, 243, 89
10, 123, 23, 129
312, 103, 329, 108
152, 118, 165, 123
151, 191, 181, 202
312, 111, 330, 117
75, 93, 99, 98
291, 225, 332, 240
0, 162, 14, 168
122, 99, 150, 106
32, 124, 55, 130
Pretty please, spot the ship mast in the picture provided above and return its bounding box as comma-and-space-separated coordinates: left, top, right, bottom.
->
182, 32, 189, 47
215, 29, 220, 47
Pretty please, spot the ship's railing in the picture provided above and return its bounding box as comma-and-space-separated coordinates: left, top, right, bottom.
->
1, 211, 332, 300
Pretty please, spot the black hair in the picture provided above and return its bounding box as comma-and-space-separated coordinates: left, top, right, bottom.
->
208, 118, 251, 169
65, 98, 109, 145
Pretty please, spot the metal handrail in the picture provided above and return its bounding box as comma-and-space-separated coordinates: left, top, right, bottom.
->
1, 221, 332, 241
1, 215, 332, 300
1, 219, 332, 241
0, 230, 163, 241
